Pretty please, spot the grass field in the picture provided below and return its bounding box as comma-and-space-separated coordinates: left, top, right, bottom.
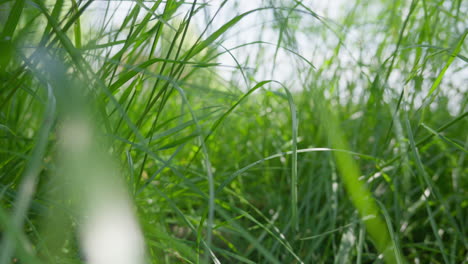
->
0, 0, 467, 263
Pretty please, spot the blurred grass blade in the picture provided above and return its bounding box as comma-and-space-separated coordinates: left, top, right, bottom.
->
0, 0, 25, 39
324, 107, 402, 264
0, 84, 56, 264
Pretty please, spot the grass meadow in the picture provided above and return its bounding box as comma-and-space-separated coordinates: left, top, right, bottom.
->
0, 0, 467, 263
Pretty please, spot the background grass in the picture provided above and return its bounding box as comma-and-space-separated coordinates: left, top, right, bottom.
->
0, 0, 467, 263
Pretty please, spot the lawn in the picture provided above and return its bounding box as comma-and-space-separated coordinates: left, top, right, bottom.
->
0, 0, 467, 263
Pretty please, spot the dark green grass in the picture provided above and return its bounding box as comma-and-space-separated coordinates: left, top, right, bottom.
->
0, 0, 467, 263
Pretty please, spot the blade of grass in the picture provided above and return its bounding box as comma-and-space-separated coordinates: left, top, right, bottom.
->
0, 84, 56, 264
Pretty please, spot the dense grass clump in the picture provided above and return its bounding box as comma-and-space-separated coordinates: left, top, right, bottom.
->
0, 0, 466, 263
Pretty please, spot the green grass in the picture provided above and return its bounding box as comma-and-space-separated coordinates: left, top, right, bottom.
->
0, 0, 467, 263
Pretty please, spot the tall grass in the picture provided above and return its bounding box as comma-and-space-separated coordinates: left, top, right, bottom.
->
0, 0, 466, 263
